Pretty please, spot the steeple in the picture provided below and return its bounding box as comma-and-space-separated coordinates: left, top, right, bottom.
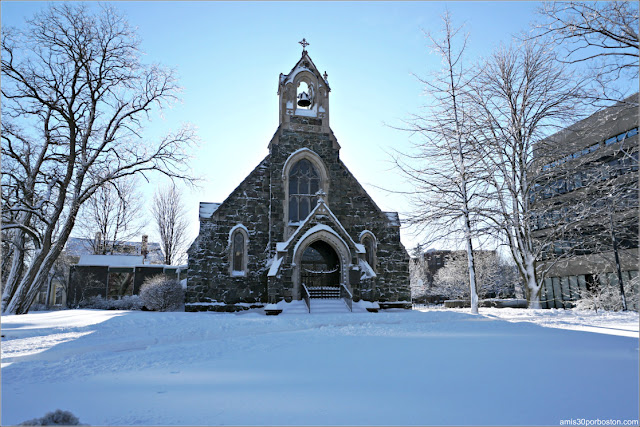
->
277, 40, 331, 131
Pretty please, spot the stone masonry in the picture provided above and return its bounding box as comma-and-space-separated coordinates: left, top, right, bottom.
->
186, 50, 410, 310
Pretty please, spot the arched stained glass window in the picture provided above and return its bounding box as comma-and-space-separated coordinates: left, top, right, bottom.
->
289, 159, 320, 223
232, 232, 245, 273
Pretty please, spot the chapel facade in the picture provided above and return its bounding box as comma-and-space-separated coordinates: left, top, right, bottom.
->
186, 46, 410, 310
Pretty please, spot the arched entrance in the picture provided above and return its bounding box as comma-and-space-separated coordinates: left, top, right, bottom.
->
300, 240, 340, 289
291, 226, 352, 300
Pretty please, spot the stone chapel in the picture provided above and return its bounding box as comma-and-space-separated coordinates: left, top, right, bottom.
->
186, 44, 410, 312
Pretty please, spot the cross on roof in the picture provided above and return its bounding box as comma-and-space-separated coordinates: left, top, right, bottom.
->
299, 38, 309, 52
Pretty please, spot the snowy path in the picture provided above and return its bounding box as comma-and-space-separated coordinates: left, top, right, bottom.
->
2, 307, 638, 426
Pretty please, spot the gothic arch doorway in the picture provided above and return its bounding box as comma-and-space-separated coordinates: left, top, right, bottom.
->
300, 240, 340, 289
291, 227, 352, 300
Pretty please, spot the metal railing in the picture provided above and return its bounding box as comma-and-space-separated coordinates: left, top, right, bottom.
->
302, 283, 311, 313
340, 283, 353, 312
308, 286, 340, 299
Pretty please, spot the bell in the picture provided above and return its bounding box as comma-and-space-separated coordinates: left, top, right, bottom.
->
297, 91, 311, 107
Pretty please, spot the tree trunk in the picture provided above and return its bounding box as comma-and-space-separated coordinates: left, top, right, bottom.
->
1, 231, 27, 310
524, 257, 541, 309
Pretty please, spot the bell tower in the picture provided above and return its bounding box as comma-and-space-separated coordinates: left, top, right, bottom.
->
277, 39, 331, 132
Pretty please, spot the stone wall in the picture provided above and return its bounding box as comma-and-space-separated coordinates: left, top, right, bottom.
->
186, 158, 272, 304
187, 123, 410, 306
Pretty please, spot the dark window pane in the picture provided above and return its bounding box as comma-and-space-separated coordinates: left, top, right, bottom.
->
291, 162, 300, 175
300, 197, 310, 219
289, 197, 298, 222
299, 176, 309, 195
299, 159, 309, 174
233, 233, 244, 271
289, 159, 323, 221
310, 178, 319, 194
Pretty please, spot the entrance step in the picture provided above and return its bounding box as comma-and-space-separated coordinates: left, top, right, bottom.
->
307, 286, 341, 299
276, 299, 351, 314
309, 298, 350, 314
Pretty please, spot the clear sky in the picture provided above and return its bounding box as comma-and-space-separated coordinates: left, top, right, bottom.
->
2, 1, 543, 253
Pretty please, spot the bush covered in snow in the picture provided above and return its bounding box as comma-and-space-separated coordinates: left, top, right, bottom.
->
77, 295, 143, 311
574, 281, 638, 312
139, 275, 184, 311
19, 409, 85, 425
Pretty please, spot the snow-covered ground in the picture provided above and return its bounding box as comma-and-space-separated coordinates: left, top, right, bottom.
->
414, 305, 640, 338
2, 303, 638, 426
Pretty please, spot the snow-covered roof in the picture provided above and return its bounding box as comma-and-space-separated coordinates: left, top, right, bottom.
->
383, 212, 401, 227
359, 258, 377, 279
276, 198, 363, 255
280, 51, 331, 92
199, 202, 221, 220
64, 237, 164, 264
267, 255, 284, 277
77, 255, 144, 267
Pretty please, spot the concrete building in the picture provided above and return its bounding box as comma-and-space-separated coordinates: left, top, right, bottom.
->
531, 95, 638, 310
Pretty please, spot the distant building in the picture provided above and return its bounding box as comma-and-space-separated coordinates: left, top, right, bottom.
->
65, 255, 187, 307
33, 235, 166, 309
531, 95, 638, 310
64, 235, 164, 264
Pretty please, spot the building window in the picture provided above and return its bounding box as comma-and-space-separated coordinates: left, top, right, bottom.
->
359, 231, 377, 272
289, 159, 320, 223
233, 232, 244, 272
363, 237, 375, 268
229, 225, 249, 276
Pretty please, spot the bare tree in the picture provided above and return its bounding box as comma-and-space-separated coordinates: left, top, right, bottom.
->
1, 4, 195, 314
409, 244, 429, 303
152, 184, 189, 265
76, 177, 146, 255
433, 251, 519, 300
533, 1, 639, 103
393, 13, 483, 314
469, 39, 588, 308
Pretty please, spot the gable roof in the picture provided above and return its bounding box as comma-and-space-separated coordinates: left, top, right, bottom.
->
383, 212, 401, 227
279, 51, 330, 93
276, 197, 365, 255
199, 202, 221, 220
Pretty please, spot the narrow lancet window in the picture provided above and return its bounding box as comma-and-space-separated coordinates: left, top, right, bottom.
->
232, 232, 244, 272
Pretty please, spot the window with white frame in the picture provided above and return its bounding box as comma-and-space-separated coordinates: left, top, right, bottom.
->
229, 226, 249, 276
360, 231, 377, 272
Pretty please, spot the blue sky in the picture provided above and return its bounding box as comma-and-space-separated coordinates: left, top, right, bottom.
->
2, 1, 543, 252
